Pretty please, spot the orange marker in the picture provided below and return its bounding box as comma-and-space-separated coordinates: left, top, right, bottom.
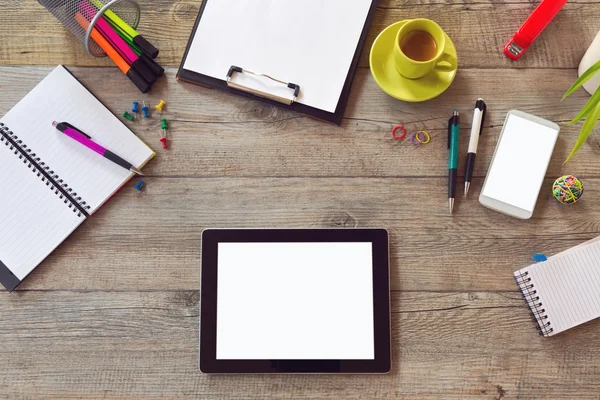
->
75, 12, 150, 93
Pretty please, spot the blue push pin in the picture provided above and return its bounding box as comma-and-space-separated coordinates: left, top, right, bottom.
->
132, 101, 139, 114
533, 253, 547, 262
142, 102, 150, 118
134, 180, 145, 192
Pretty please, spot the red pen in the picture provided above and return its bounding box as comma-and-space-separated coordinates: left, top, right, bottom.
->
53, 121, 143, 176
504, 0, 568, 60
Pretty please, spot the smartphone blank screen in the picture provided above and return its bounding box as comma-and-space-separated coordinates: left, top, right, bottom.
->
482, 114, 559, 212
215, 242, 375, 360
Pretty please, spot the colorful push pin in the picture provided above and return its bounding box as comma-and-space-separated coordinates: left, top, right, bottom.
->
155, 100, 166, 112
142, 104, 150, 118
122, 111, 135, 122
133, 180, 145, 192
160, 118, 169, 149
132, 101, 140, 114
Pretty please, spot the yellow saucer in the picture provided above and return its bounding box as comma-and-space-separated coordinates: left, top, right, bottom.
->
370, 20, 458, 102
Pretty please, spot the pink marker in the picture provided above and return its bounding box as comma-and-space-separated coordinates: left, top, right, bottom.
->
79, 1, 157, 84
53, 121, 143, 176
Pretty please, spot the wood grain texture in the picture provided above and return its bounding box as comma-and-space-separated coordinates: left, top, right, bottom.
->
1, 66, 598, 178
13, 176, 600, 292
1, 1, 600, 69
2, 291, 600, 400
3, 0, 600, 398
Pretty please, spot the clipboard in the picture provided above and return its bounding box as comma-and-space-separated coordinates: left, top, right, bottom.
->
176, 0, 379, 125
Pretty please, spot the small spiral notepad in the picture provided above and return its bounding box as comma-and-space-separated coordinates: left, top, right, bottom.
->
514, 237, 600, 337
0, 65, 155, 291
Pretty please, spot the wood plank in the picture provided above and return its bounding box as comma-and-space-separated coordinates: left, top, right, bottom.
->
0, 66, 597, 178
11, 177, 600, 292
1, 1, 599, 69
1, 290, 600, 399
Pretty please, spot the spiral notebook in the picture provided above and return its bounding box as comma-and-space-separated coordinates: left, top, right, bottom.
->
514, 236, 600, 337
0, 65, 155, 292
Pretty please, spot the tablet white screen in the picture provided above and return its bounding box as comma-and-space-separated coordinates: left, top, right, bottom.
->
216, 242, 374, 360
482, 114, 559, 212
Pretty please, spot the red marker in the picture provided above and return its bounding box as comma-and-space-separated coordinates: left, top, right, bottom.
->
504, 0, 568, 60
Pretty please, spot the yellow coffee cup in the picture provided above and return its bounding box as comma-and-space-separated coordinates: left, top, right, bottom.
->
393, 19, 457, 79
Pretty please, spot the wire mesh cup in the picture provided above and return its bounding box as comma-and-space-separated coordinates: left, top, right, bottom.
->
38, 0, 140, 57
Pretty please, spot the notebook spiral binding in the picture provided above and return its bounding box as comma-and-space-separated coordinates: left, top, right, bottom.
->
515, 271, 553, 336
0, 123, 91, 218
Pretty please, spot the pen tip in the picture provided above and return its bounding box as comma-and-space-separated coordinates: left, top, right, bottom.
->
464, 182, 470, 196
52, 121, 57, 127
449, 198, 454, 214
131, 166, 144, 176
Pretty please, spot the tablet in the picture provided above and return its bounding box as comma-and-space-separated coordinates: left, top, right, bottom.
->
200, 228, 390, 374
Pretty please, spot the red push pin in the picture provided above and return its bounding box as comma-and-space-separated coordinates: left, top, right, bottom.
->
160, 118, 168, 149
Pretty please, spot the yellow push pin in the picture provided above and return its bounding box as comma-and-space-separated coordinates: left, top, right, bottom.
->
155, 100, 167, 112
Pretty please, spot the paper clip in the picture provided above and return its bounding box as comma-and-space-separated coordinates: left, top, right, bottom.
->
391, 125, 406, 140
226, 65, 300, 105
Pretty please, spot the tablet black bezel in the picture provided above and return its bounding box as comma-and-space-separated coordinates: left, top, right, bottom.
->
200, 228, 390, 374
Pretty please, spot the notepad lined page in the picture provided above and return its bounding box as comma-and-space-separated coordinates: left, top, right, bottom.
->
0, 66, 155, 214
515, 240, 600, 336
0, 133, 83, 281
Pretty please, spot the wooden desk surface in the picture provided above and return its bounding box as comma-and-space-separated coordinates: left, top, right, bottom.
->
1, 1, 600, 398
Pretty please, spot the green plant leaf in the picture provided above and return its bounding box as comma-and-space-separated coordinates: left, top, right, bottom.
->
566, 101, 600, 162
563, 58, 600, 100
568, 84, 600, 124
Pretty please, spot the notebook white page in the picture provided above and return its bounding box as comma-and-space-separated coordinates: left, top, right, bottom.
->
0, 65, 155, 214
183, 0, 372, 113
515, 240, 600, 336
0, 133, 83, 281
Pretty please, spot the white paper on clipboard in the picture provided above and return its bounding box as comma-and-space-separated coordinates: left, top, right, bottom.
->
182, 0, 373, 113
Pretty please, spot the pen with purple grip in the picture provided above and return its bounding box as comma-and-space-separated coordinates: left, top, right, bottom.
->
53, 121, 143, 176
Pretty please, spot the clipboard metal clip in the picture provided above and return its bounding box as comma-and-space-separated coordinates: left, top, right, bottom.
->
226, 65, 300, 105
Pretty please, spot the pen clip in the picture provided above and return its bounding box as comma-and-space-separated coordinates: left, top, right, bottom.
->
447, 117, 452, 149
64, 122, 91, 139
477, 100, 487, 136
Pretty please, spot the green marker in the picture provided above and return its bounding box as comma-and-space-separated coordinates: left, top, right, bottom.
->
89, 0, 159, 59
100, 8, 164, 77
113, 25, 142, 56
448, 110, 460, 213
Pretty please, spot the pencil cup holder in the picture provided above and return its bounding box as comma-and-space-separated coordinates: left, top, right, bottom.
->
37, 0, 140, 57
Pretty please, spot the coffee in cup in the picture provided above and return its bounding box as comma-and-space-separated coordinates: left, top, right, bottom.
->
393, 19, 457, 79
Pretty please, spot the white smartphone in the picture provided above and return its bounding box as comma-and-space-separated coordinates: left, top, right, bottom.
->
479, 110, 559, 219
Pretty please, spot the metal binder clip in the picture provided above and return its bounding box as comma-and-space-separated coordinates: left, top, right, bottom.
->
226, 65, 300, 105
